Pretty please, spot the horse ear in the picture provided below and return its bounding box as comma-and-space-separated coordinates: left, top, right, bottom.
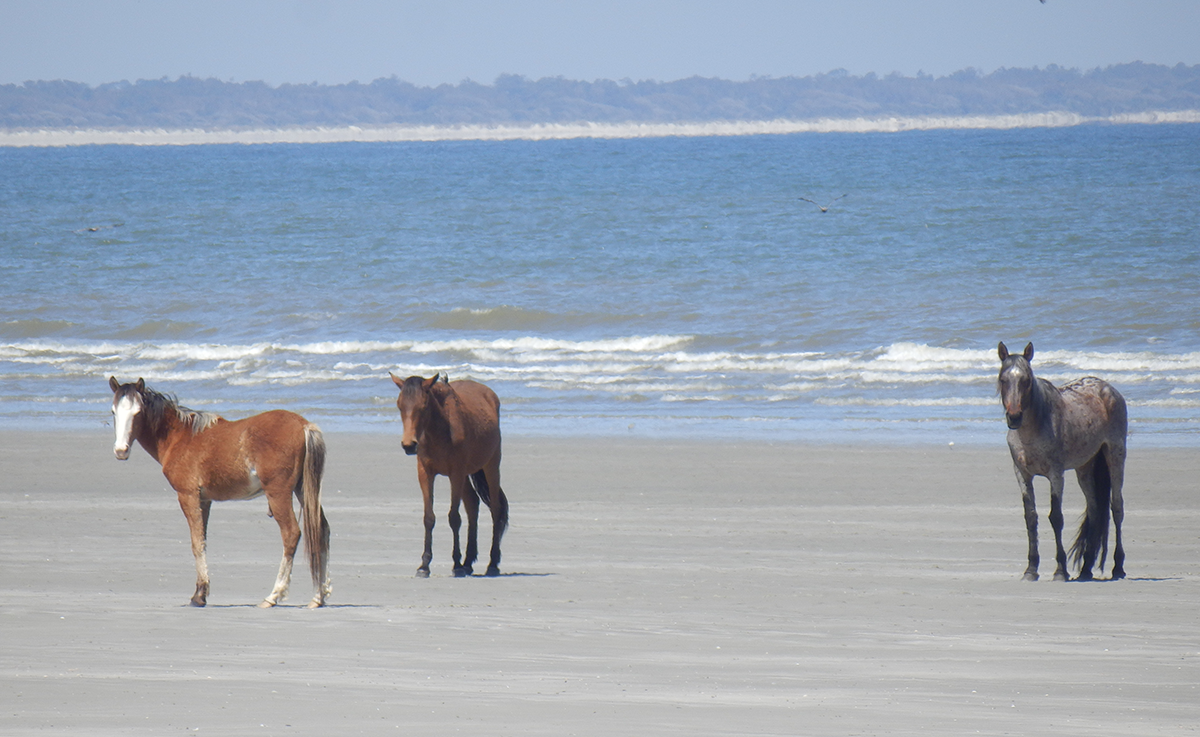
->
389, 372, 404, 388
135, 378, 145, 392
997, 342, 1009, 361
109, 376, 120, 393
422, 375, 439, 390
1023, 343, 1034, 362
440, 372, 449, 384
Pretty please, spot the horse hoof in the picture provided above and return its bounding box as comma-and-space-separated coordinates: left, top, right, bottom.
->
189, 599, 207, 607
1074, 570, 1094, 582
306, 599, 325, 609
1052, 571, 1070, 582
415, 568, 430, 578
1111, 568, 1126, 581
258, 599, 277, 608
1022, 571, 1039, 582
453, 567, 469, 578
486, 566, 500, 577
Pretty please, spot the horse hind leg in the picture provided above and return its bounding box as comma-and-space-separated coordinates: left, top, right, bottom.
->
1071, 452, 1111, 582
1107, 445, 1127, 580
448, 475, 471, 577
461, 477, 482, 575
477, 461, 508, 577
261, 487, 301, 607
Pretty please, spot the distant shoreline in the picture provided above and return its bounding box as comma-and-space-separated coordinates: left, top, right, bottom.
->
3, 109, 1198, 147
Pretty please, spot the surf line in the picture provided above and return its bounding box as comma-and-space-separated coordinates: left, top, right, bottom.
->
3, 110, 1199, 147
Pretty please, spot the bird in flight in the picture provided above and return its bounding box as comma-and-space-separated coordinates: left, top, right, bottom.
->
798, 195, 847, 213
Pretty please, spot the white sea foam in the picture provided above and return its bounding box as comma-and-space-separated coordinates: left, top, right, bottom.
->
6, 339, 1200, 387
4, 111, 1198, 148
6, 337, 1200, 436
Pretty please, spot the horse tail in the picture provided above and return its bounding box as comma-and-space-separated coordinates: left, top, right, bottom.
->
301, 424, 331, 597
1069, 446, 1112, 572
469, 469, 509, 536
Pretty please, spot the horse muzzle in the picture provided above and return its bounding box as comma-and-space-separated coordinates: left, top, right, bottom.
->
402, 441, 418, 456
114, 446, 131, 460
1005, 412, 1024, 430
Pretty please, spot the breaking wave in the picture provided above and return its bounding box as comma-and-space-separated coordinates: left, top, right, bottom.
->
5, 337, 1199, 440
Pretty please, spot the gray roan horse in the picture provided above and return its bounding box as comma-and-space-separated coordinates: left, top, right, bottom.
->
997, 342, 1127, 581
390, 373, 509, 578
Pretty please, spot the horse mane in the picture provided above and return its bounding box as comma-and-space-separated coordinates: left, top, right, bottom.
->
140, 385, 222, 436
401, 374, 452, 399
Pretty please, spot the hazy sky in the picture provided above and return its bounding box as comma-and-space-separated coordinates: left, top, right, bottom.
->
3, 1, 1198, 87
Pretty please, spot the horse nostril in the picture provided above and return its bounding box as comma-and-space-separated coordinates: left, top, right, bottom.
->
402, 442, 418, 456
1006, 413, 1023, 429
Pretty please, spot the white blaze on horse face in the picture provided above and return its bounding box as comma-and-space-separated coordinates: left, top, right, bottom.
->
112, 393, 140, 460
1001, 363, 1031, 418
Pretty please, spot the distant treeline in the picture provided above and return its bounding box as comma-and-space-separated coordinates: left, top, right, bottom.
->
3, 62, 1199, 130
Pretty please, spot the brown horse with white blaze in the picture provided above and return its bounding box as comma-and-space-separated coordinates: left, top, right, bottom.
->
996, 343, 1128, 582
109, 378, 331, 607
390, 373, 509, 578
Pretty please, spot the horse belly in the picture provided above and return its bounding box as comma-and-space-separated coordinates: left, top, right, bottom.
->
198, 466, 267, 502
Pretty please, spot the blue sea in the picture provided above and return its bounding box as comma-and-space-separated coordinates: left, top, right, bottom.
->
2, 122, 1199, 444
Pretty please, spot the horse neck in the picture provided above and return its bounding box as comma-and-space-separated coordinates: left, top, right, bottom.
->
135, 405, 189, 465
423, 387, 459, 443
1022, 375, 1057, 435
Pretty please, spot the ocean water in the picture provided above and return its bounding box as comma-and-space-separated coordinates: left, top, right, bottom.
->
2, 122, 1199, 444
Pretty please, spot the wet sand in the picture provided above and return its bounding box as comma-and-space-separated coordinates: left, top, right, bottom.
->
2, 430, 1198, 735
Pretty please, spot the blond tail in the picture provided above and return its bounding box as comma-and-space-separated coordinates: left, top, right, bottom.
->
301, 424, 331, 603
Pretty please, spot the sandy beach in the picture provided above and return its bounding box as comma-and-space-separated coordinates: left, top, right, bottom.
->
2, 429, 1198, 735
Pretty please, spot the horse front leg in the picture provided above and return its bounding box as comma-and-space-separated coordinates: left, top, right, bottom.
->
260, 487, 300, 608
449, 475, 470, 577
178, 492, 211, 606
416, 463, 436, 578
1048, 474, 1069, 581
1018, 472, 1039, 581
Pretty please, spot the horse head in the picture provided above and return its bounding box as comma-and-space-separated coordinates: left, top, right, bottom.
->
109, 376, 147, 460
997, 342, 1035, 429
391, 373, 443, 456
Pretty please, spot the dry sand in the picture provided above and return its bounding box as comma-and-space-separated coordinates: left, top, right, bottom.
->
2, 430, 1198, 735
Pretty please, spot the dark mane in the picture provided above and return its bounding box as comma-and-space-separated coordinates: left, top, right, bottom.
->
140, 385, 221, 436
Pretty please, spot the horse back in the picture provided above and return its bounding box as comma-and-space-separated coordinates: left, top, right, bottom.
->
1059, 377, 1127, 436
449, 379, 499, 408
1050, 377, 1127, 468
164, 409, 313, 500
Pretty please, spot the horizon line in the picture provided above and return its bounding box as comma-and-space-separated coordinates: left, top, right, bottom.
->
3, 110, 1198, 148
6, 60, 1197, 90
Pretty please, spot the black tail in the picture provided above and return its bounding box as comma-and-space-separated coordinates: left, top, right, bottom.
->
1069, 447, 1112, 573
469, 469, 509, 536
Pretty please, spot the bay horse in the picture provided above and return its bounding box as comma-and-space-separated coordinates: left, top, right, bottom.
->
996, 343, 1127, 582
109, 377, 331, 607
389, 373, 509, 578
